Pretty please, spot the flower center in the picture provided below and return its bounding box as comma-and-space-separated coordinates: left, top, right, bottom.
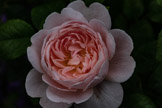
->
44, 21, 103, 79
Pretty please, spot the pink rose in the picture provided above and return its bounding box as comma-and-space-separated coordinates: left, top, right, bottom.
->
25, 0, 136, 108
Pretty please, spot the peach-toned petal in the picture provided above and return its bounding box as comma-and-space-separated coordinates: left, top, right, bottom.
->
106, 56, 136, 83
25, 69, 47, 97
40, 95, 71, 108
27, 30, 48, 73
74, 81, 123, 108
46, 86, 93, 104
84, 59, 109, 91
89, 19, 116, 59
67, 0, 111, 29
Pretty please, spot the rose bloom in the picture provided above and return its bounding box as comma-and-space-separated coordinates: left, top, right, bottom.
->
25, 0, 136, 108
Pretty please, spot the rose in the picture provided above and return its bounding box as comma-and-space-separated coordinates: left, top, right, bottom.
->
25, 0, 136, 108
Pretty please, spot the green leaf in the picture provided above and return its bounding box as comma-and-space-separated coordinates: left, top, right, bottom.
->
0, 19, 34, 59
148, 64, 162, 96
31, 0, 66, 29
121, 93, 156, 108
156, 30, 162, 62
123, 0, 144, 20
148, 1, 162, 24
129, 20, 155, 48
157, 0, 162, 6
133, 41, 157, 75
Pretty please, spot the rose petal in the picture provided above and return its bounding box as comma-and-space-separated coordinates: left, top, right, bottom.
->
43, 12, 69, 29
61, 8, 88, 23
43, 8, 87, 29
106, 56, 136, 83
110, 29, 133, 56
83, 59, 109, 91
106, 29, 135, 82
46, 86, 93, 104
27, 30, 48, 73
42, 74, 77, 92
74, 81, 123, 108
89, 19, 116, 59
40, 95, 71, 108
68, 0, 111, 29
25, 69, 48, 97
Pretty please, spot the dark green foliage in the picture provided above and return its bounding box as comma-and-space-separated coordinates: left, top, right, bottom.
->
156, 30, 162, 62
149, 64, 162, 96
31, 0, 66, 29
121, 94, 156, 108
123, 0, 144, 20
147, 1, 162, 24
0, 19, 34, 59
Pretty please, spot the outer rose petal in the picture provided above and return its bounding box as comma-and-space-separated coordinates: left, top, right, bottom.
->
43, 8, 87, 29
25, 69, 48, 97
46, 86, 93, 104
74, 81, 123, 108
89, 19, 116, 59
27, 30, 48, 73
40, 95, 71, 108
107, 56, 135, 83
42, 74, 77, 92
106, 29, 136, 82
67, 0, 111, 29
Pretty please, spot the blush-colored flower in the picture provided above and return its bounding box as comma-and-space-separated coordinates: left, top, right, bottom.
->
25, 0, 136, 108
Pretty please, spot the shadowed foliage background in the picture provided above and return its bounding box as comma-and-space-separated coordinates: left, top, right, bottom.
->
0, 0, 162, 108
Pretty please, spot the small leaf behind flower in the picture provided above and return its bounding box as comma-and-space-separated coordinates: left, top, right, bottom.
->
120, 93, 156, 108
0, 19, 34, 59
156, 30, 162, 62
31, 0, 66, 30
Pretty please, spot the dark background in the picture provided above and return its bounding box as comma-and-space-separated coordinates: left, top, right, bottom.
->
0, 0, 162, 108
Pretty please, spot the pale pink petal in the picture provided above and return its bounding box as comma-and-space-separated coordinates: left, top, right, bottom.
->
42, 74, 77, 92
74, 81, 123, 108
43, 12, 69, 29
106, 56, 136, 83
25, 69, 48, 97
67, 0, 111, 29
40, 95, 71, 108
44, 8, 87, 29
110, 29, 133, 56
27, 30, 48, 73
46, 86, 93, 104
106, 29, 135, 82
89, 19, 116, 59
61, 8, 88, 23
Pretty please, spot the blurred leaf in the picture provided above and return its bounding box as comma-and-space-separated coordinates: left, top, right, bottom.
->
148, 1, 162, 24
157, 0, 162, 6
129, 20, 155, 48
133, 41, 157, 75
84, 0, 104, 6
0, 19, 34, 59
148, 64, 162, 96
113, 14, 127, 30
156, 30, 162, 62
121, 93, 156, 108
123, 0, 144, 20
31, 0, 66, 29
